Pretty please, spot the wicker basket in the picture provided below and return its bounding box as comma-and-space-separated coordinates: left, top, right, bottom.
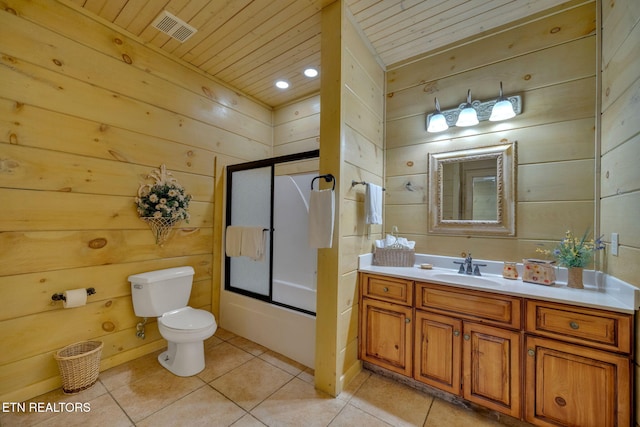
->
54, 341, 103, 394
373, 247, 416, 267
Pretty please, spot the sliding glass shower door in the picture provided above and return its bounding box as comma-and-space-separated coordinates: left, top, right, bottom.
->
227, 166, 272, 296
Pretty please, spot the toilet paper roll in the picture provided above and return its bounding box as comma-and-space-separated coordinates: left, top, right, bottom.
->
63, 289, 87, 308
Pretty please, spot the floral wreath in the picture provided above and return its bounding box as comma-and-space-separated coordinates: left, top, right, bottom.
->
135, 165, 191, 223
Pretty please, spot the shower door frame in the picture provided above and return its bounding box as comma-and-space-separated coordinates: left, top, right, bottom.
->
225, 149, 319, 316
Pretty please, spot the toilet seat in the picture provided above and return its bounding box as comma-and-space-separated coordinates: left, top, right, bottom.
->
159, 307, 215, 331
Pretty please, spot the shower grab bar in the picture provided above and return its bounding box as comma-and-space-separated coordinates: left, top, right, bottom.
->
351, 180, 386, 191
311, 174, 335, 191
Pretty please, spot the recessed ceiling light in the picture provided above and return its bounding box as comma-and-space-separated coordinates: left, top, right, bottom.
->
303, 68, 318, 78
275, 80, 289, 89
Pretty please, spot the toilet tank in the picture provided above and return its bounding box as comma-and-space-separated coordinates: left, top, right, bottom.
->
128, 266, 194, 317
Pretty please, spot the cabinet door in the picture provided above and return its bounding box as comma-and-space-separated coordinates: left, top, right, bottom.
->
360, 298, 413, 376
525, 336, 631, 427
414, 311, 462, 395
462, 322, 521, 418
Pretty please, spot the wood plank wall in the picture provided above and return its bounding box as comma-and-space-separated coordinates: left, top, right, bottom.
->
385, 1, 598, 264
600, 0, 640, 286
273, 95, 320, 157
600, 0, 640, 422
316, 2, 384, 396
0, 0, 272, 402
338, 11, 385, 393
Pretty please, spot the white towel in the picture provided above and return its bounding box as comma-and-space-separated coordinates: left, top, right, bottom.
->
241, 226, 266, 261
225, 226, 243, 257
308, 189, 334, 248
225, 226, 266, 261
365, 183, 383, 224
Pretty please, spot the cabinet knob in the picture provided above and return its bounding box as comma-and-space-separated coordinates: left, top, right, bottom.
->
463, 334, 470, 341
528, 349, 535, 357
383, 287, 389, 292
453, 330, 460, 337
405, 318, 411, 324
569, 321, 579, 330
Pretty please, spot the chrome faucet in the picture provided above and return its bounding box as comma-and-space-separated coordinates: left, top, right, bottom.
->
454, 252, 486, 276
464, 253, 473, 275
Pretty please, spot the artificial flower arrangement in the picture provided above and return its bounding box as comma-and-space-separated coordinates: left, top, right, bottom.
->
536, 229, 604, 268
135, 164, 191, 222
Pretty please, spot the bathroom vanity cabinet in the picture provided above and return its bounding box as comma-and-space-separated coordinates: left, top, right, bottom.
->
359, 274, 413, 376
414, 282, 522, 417
358, 272, 633, 426
523, 300, 632, 426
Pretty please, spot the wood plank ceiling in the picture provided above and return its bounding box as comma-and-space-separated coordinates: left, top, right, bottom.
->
72, 0, 571, 108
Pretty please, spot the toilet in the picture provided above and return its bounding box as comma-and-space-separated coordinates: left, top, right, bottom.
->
128, 266, 217, 376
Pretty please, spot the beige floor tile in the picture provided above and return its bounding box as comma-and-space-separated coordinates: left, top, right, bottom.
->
228, 336, 268, 356
349, 374, 432, 427
232, 413, 268, 427
424, 398, 503, 427
259, 349, 307, 375
337, 369, 371, 402
213, 328, 237, 341
329, 404, 393, 427
296, 367, 315, 385
136, 385, 246, 427
251, 377, 346, 427
211, 357, 293, 411
110, 368, 204, 422
197, 342, 255, 383
204, 334, 224, 351
37, 393, 132, 427
99, 350, 165, 391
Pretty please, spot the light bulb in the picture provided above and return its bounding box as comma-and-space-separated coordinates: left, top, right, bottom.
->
427, 97, 449, 132
489, 82, 516, 121
455, 90, 478, 127
427, 114, 448, 132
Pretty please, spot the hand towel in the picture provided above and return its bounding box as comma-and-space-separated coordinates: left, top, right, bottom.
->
365, 183, 383, 224
225, 226, 243, 257
308, 189, 334, 248
241, 226, 267, 261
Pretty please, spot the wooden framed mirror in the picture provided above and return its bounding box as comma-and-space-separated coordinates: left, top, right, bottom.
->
428, 142, 516, 235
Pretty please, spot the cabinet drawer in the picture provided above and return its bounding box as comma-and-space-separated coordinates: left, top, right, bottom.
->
361, 273, 413, 306
525, 300, 632, 354
416, 282, 521, 329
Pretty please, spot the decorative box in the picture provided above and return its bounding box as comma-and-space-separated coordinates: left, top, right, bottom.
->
522, 259, 556, 285
502, 262, 519, 280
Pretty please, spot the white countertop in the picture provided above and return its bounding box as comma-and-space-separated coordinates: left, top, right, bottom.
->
359, 253, 639, 314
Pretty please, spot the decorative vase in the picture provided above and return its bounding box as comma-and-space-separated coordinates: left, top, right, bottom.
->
567, 267, 584, 289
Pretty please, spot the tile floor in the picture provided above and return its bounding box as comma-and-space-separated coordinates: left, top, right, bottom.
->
1, 329, 528, 426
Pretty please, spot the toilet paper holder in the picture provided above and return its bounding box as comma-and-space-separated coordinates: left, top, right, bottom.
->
51, 288, 96, 302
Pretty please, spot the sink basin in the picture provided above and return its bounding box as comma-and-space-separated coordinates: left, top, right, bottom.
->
430, 273, 503, 287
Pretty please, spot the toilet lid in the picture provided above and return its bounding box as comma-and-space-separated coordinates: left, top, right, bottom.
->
160, 307, 215, 330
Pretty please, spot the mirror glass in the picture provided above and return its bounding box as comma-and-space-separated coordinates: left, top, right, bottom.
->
429, 143, 515, 235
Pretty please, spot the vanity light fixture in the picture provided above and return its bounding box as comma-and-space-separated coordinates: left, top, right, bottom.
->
455, 89, 479, 127
489, 82, 516, 121
426, 98, 449, 133
425, 84, 522, 133
275, 80, 289, 89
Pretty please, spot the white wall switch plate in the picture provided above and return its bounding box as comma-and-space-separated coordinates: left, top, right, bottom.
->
611, 232, 619, 256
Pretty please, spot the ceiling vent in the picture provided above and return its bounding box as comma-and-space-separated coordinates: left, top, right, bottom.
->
151, 11, 197, 43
